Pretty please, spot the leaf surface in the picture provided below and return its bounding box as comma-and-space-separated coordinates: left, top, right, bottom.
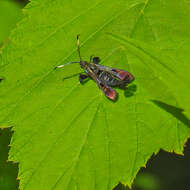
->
0, 0, 190, 190
0, 0, 22, 45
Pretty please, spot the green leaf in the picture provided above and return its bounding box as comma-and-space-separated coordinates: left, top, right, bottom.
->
0, 0, 190, 190
0, 0, 22, 45
108, 33, 190, 116
0, 1, 22, 190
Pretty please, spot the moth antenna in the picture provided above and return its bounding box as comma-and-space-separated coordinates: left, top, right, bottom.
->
54, 62, 80, 69
77, 34, 82, 61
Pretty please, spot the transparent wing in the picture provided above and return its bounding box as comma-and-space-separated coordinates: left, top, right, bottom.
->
95, 64, 134, 82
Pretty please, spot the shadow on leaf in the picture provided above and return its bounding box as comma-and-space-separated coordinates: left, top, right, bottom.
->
151, 100, 190, 127
124, 84, 137, 98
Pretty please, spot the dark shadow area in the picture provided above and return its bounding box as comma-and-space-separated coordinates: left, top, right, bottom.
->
114, 183, 128, 190
108, 82, 136, 102
113, 139, 190, 190
80, 77, 90, 85
62, 72, 90, 85
0, 76, 5, 82
151, 100, 190, 127
62, 72, 82, 81
0, 128, 19, 190
14, 0, 29, 7
124, 84, 137, 98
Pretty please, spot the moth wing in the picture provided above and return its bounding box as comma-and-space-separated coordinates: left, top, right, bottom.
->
96, 78, 117, 101
95, 64, 134, 82
111, 69, 134, 82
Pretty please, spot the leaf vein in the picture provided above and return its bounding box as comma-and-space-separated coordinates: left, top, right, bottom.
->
102, 103, 111, 190
50, 98, 101, 190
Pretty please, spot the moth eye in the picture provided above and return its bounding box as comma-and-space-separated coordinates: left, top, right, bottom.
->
93, 57, 101, 64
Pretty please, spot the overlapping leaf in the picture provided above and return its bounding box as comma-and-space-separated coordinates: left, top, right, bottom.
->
0, 0, 190, 190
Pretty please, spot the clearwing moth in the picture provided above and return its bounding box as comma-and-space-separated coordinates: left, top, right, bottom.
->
55, 35, 134, 101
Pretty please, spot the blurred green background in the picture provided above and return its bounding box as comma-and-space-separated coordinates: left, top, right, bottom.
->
0, 0, 190, 190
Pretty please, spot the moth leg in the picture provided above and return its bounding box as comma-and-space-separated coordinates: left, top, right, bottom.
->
79, 74, 89, 84
89, 55, 101, 64
92, 57, 101, 64
118, 82, 128, 89
89, 55, 94, 62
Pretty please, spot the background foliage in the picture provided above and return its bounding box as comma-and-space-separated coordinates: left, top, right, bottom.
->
0, 0, 190, 190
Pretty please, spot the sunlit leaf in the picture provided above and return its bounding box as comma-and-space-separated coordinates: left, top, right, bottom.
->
0, 0, 22, 45
0, 0, 190, 190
